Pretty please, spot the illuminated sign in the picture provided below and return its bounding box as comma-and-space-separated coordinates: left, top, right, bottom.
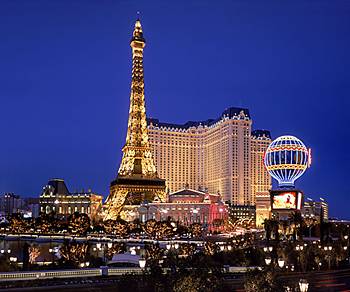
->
271, 191, 302, 210
264, 135, 311, 187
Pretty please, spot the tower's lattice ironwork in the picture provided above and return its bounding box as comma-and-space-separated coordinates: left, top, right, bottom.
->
104, 19, 166, 221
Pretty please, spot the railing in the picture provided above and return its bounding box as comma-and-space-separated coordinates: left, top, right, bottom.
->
0, 266, 257, 282
0, 268, 102, 282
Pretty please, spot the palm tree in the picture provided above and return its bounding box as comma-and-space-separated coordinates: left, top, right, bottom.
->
289, 211, 304, 241
263, 219, 273, 241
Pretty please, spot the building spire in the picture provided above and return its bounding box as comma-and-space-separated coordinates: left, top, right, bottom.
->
117, 19, 157, 178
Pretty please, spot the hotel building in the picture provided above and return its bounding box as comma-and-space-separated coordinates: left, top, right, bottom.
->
147, 108, 271, 205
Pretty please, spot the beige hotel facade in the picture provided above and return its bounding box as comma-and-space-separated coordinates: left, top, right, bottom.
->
147, 107, 272, 206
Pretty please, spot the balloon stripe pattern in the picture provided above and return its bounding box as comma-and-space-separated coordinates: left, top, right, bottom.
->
263, 135, 311, 187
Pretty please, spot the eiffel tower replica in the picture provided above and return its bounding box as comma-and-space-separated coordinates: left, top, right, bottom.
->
104, 19, 166, 221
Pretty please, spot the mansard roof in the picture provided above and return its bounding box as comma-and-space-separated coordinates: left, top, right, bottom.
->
251, 129, 271, 139
148, 107, 250, 130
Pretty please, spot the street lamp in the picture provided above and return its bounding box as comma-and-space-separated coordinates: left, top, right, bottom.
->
130, 247, 137, 255
278, 258, 285, 268
299, 279, 309, 292
324, 245, 332, 269
139, 256, 146, 269
166, 243, 171, 250
9, 257, 17, 263
296, 245, 304, 251
49, 248, 55, 265
265, 257, 272, 265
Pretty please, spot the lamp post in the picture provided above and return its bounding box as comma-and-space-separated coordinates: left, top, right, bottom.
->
299, 279, 309, 292
9, 256, 17, 269
278, 258, 285, 269
344, 235, 349, 264
48, 248, 55, 265
139, 256, 146, 270
324, 245, 332, 270
295, 244, 304, 271
265, 257, 272, 266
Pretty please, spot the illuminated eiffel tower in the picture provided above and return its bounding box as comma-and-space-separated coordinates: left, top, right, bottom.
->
104, 19, 166, 221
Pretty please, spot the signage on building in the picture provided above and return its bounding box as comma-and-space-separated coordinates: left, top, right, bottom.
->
271, 190, 302, 210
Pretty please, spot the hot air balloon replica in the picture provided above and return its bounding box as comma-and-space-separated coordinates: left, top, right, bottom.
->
263, 135, 311, 220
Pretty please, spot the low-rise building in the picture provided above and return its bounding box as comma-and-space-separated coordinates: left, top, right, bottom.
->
0, 193, 25, 218
138, 188, 228, 231
229, 205, 256, 222
39, 179, 103, 221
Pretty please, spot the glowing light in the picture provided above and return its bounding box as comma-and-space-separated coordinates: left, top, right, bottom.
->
264, 135, 311, 187
278, 258, 285, 268
139, 257, 146, 269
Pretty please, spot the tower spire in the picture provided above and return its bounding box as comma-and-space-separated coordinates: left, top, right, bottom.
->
118, 18, 156, 177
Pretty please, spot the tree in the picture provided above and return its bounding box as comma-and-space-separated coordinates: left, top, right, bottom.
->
105, 243, 126, 261
145, 243, 163, 264
244, 268, 284, 292
28, 245, 40, 264
10, 213, 29, 233
143, 219, 158, 239
156, 221, 174, 239
289, 211, 304, 241
36, 212, 57, 234
67, 212, 90, 235
204, 241, 217, 256
59, 240, 89, 266
179, 243, 196, 257
263, 219, 273, 241
304, 217, 317, 238
189, 223, 203, 238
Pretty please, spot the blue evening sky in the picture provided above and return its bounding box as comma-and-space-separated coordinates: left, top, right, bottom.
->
0, 0, 349, 218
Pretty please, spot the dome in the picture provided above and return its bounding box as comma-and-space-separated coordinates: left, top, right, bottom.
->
264, 135, 311, 187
